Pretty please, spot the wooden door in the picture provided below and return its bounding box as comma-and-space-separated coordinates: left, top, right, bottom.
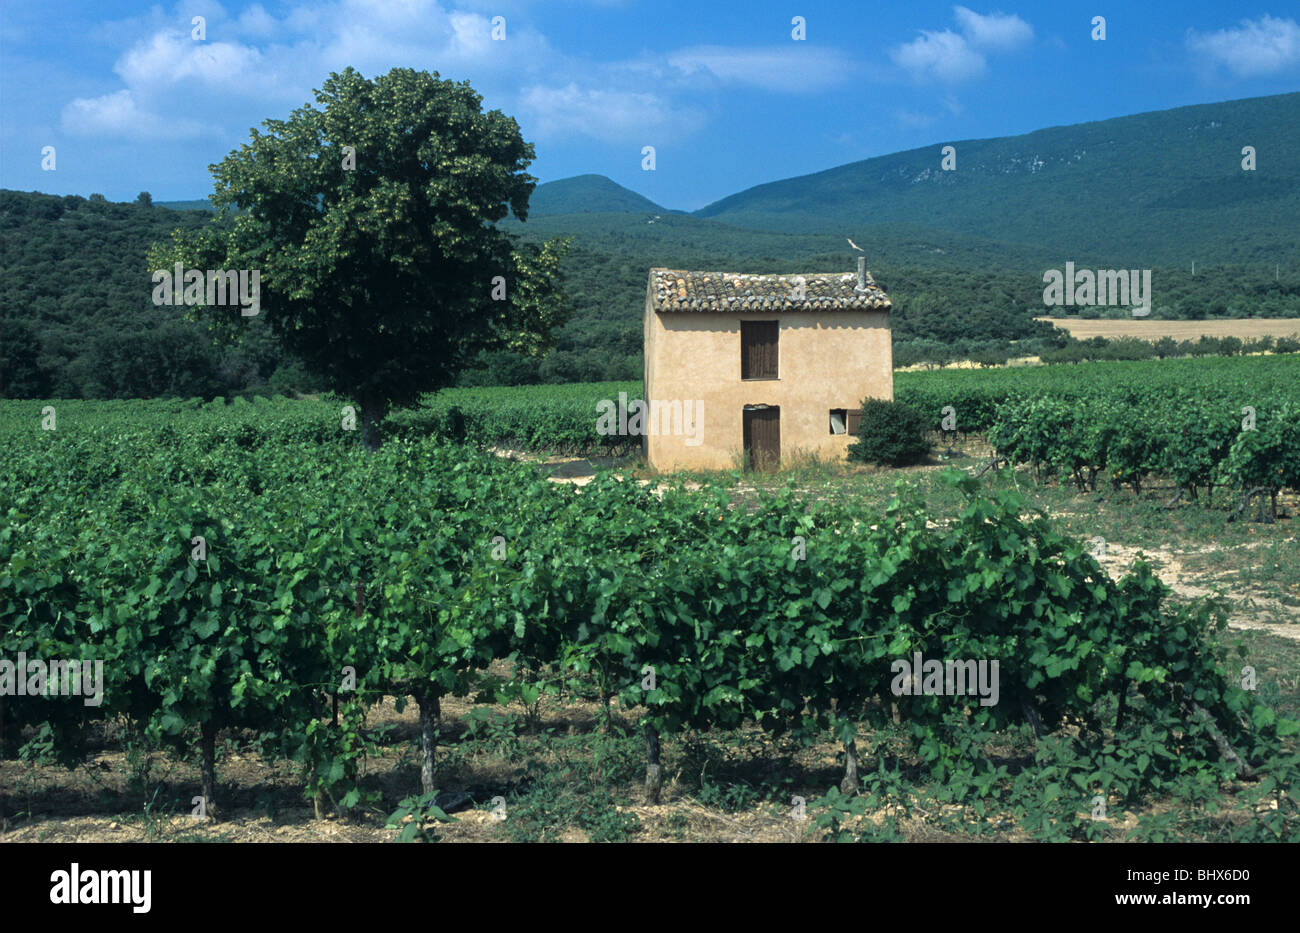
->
743, 406, 780, 471
741, 321, 779, 379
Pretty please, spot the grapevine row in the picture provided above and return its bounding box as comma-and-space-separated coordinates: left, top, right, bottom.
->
2, 426, 1291, 824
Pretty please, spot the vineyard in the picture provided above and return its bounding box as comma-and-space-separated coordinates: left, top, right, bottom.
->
410, 357, 1300, 518
2, 375, 1299, 840
897, 354, 1300, 435
6, 355, 1294, 467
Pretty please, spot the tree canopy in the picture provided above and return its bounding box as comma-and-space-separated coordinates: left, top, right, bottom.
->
152, 66, 570, 445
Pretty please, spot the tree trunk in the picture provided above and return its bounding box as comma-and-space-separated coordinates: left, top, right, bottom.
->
200, 720, 219, 821
415, 690, 440, 795
644, 723, 663, 804
839, 738, 860, 795
1115, 679, 1128, 731
360, 395, 385, 452
1022, 700, 1045, 740
1189, 701, 1255, 779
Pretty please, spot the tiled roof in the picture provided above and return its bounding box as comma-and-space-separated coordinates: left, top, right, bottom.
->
649, 267, 891, 312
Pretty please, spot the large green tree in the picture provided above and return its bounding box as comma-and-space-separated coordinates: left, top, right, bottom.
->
154, 66, 569, 446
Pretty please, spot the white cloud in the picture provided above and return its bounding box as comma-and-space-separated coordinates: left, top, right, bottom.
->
518, 83, 704, 144
310, 1, 538, 73
234, 4, 280, 40
666, 45, 854, 92
60, 1, 564, 142
891, 30, 987, 84
952, 6, 1033, 50
61, 89, 205, 139
890, 7, 1033, 85
895, 109, 938, 128
894, 95, 963, 128
59, 0, 806, 148
1186, 16, 1300, 78
117, 33, 268, 91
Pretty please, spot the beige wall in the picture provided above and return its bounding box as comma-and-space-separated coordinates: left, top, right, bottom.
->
643, 303, 893, 471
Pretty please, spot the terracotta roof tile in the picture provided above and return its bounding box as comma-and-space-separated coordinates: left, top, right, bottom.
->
648, 268, 891, 312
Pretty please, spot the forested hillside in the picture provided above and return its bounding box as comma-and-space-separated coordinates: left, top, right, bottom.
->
502, 218, 1300, 385
1, 189, 1070, 394
526, 174, 666, 215
695, 92, 1300, 267
6, 89, 1300, 396
475, 92, 1300, 383
0, 191, 309, 399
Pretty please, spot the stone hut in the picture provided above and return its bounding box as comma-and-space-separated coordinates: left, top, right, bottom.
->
642, 259, 893, 471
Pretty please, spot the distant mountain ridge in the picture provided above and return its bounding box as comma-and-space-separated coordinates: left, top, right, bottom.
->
526, 174, 665, 216
160, 174, 664, 219
693, 91, 1300, 267
515, 91, 1300, 268
157, 91, 1300, 268
156, 199, 216, 212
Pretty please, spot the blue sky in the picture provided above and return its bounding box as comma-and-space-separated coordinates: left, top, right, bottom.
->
2, 1, 1299, 210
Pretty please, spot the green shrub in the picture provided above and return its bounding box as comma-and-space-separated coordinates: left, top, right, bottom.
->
847, 398, 932, 466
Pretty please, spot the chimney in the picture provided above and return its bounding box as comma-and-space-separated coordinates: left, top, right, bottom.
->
855, 256, 867, 292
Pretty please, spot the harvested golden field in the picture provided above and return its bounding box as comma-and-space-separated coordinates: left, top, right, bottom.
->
1038, 317, 1300, 342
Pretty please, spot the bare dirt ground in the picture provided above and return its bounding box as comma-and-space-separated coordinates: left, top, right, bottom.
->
0, 680, 830, 844
1089, 538, 1300, 642
1037, 317, 1300, 342
895, 357, 1042, 372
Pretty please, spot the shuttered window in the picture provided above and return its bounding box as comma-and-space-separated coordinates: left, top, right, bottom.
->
741, 321, 779, 380
846, 410, 862, 435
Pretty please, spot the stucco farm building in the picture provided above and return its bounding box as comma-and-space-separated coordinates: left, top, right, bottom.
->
643, 260, 893, 472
